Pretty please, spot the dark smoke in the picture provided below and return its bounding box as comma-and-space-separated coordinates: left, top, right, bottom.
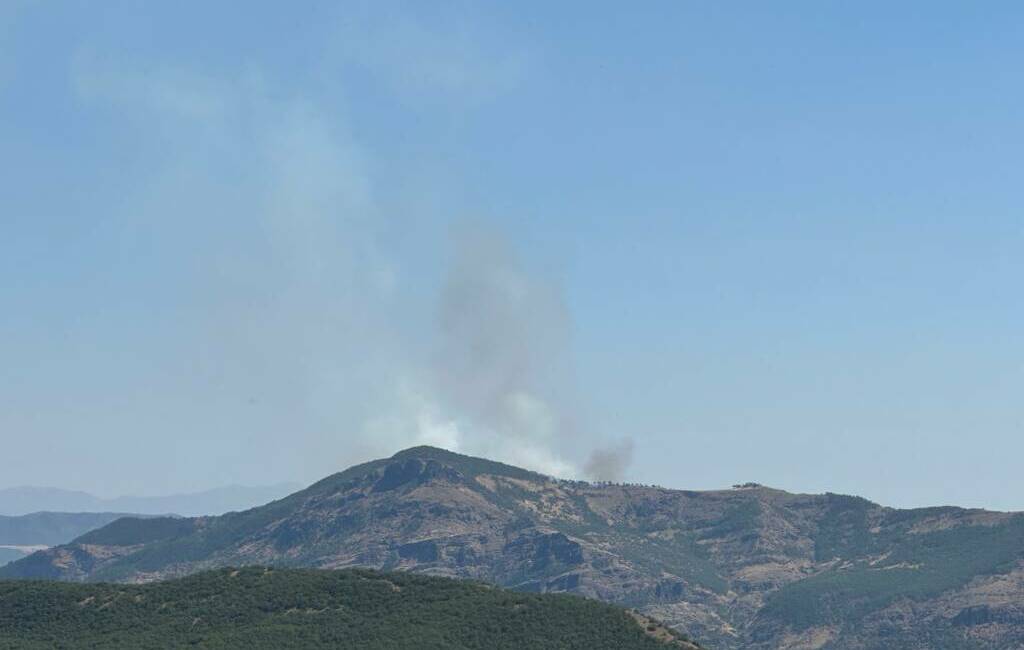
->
430, 222, 578, 476
584, 439, 635, 482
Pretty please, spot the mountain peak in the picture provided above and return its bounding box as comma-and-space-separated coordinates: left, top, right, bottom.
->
390, 445, 456, 459
300, 446, 548, 499
388, 445, 549, 482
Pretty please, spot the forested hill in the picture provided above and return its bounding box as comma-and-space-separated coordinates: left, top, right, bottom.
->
0, 567, 699, 649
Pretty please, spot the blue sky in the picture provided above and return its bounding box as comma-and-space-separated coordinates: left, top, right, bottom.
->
1, 2, 1021, 509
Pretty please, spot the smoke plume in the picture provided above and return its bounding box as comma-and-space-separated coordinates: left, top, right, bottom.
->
584, 439, 635, 483
37, 36, 618, 492
426, 223, 578, 476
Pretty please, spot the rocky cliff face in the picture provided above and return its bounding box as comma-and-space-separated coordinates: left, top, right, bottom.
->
5, 446, 1024, 649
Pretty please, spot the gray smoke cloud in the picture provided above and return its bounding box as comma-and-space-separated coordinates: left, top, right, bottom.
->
584, 439, 635, 483
426, 223, 580, 476
358, 221, 600, 478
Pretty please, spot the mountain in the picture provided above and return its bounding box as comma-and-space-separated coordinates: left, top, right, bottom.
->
0, 566, 699, 649
0, 483, 303, 517
5, 446, 1024, 649
0, 487, 101, 515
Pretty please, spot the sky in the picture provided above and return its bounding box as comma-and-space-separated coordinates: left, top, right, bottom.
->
1, 1, 1021, 510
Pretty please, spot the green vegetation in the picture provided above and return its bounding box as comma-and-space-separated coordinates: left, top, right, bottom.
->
697, 500, 761, 540
764, 514, 1024, 629
75, 517, 196, 546
812, 493, 878, 561
0, 567, 695, 649
614, 535, 727, 596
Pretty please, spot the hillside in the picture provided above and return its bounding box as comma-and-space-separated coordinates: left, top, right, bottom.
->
0, 548, 24, 566
0, 511, 144, 567
5, 446, 1024, 649
0, 566, 697, 649
0, 512, 142, 547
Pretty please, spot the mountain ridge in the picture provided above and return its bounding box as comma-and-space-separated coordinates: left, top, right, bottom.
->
0, 511, 151, 547
5, 446, 1023, 649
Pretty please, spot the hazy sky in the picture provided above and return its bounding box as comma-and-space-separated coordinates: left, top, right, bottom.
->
2, 2, 1021, 510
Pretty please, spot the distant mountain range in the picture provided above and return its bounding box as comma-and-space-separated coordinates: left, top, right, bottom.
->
4, 446, 1023, 649
0, 566, 700, 649
0, 483, 302, 518
0, 511, 148, 567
